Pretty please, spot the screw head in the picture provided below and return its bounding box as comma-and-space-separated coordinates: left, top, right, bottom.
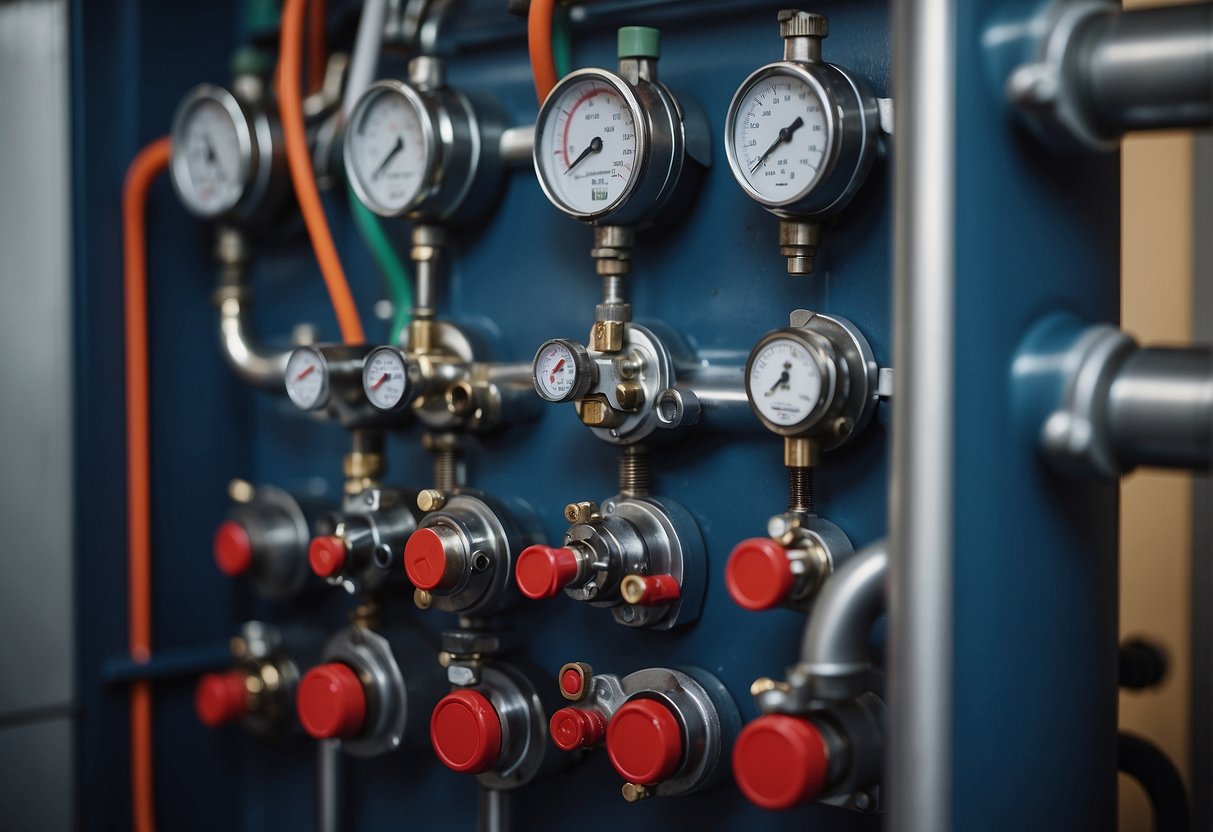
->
778, 9, 828, 39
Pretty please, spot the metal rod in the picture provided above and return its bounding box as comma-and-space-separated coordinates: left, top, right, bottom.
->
316, 739, 342, 832
890, 0, 955, 826
214, 227, 290, 390
342, 0, 388, 118
499, 125, 535, 166
477, 787, 510, 832
1107, 346, 1213, 471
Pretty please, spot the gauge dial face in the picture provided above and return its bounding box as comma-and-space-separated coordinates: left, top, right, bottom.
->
362, 347, 411, 411
171, 91, 248, 217
747, 336, 825, 429
285, 348, 329, 411
345, 84, 431, 216
729, 70, 830, 206
533, 340, 586, 403
536, 76, 640, 218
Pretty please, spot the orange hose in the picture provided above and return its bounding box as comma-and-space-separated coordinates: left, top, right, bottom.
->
528, 0, 558, 104
307, 0, 328, 94
278, 0, 366, 344
123, 135, 170, 832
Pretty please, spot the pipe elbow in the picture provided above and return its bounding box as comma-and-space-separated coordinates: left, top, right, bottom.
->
218, 293, 290, 391
795, 541, 888, 701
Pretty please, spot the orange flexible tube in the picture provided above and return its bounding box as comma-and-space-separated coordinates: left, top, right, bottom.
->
278, 0, 366, 344
307, 0, 328, 93
528, 0, 558, 104
123, 136, 170, 832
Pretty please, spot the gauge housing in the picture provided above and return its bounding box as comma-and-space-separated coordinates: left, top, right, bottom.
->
724, 62, 879, 220
532, 339, 596, 404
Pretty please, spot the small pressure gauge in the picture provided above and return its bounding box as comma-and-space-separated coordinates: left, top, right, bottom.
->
285, 347, 330, 412
345, 59, 507, 223
533, 339, 596, 403
361, 346, 415, 412
170, 84, 280, 221
745, 311, 878, 448
533, 28, 708, 227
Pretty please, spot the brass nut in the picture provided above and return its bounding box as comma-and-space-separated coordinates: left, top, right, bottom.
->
614, 382, 645, 411
557, 661, 594, 701
621, 783, 654, 803
784, 436, 821, 468
417, 489, 446, 512
564, 501, 601, 524
413, 588, 433, 610
591, 320, 625, 353
578, 398, 624, 428
344, 452, 385, 482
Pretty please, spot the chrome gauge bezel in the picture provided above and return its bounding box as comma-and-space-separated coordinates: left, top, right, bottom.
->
532, 338, 594, 404
532, 68, 651, 222
284, 346, 332, 412
169, 84, 257, 219
724, 62, 840, 211
361, 346, 415, 412
744, 328, 835, 437
344, 80, 441, 218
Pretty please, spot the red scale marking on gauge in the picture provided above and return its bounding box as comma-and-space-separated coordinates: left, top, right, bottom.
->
560, 85, 613, 169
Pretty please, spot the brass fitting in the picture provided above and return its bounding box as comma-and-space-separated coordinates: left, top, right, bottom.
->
577, 396, 626, 428
344, 451, 385, 495
614, 381, 645, 411
564, 501, 601, 524
784, 436, 821, 468
413, 588, 433, 610
621, 783, 655, 803
417, 489, 446, 512
591, 320, 626, 353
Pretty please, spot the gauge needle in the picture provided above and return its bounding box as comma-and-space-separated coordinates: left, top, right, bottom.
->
371, 373, 390, 391
549, 358, 566, 384
565, 137, 603, 174
749, 116, 805, 174
371, 136, 405, 180
203, 135, 226, 182
295, 365, 316, 382
765, 369, 790, 395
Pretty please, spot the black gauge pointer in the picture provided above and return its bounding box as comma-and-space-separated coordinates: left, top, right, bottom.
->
749, 116, 805, 174
765, 369, 791, 395
371, 136, 405, 181
203, 135, 226, 182
565, 136, 603, 175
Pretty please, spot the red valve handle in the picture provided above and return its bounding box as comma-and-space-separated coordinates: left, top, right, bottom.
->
515, 545, 579, 600
725, 538, 795, 611
195, 671, 248, 727
606, 698, 683, 785
297, 663, 367, 740
213, 521, 253, 577
308, 535, 347, 578
430, 689, 503, 774
550, 707, 607, 751
733, 714, 831, 810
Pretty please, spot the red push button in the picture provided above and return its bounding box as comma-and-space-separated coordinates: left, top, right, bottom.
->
309, 536, 347, 578
195, 671, 248, 727
733, 714, 831, 810
430, 689, 502, 774
515, 545, 579, 600
213, 521, 253, 577
725, 538, 795, 611
297, 663, 366, 739
550, 707, 606, 751
560, 667, 584, 697
606, 698, 683, 785
404, 527, 455, 591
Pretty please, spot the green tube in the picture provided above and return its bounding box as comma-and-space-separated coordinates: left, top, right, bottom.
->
553, 6, 573, 78
347, 185, 412, 342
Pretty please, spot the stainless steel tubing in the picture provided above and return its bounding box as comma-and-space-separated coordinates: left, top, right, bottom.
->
316, 739, 342, 832
477, 787, 510, 832
1108, 346, 1213, 471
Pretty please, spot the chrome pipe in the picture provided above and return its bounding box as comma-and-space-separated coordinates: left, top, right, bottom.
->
316, 739, 342, 832
499, 126, 535, 167
1108, 346, 1213, 472
342, 0, 390, 118
214, 228, 290, 391
477, 787, 510, 832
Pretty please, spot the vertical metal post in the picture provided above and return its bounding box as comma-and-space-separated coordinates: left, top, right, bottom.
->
888, 0, 955, 828
477, 787, 510, 832
316, 739, 341, 832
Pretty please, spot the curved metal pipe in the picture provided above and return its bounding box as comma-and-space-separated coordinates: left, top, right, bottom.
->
793, 541, 887, 702
214, 228, 290, 391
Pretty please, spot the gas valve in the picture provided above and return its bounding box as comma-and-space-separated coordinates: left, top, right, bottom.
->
547, 663, 740, 801
403, 490, 543, 615
194, 622, 306, 736
296, 622, 445, 757
725, 515, 854, 612
309, 487, 422, 595
515, 485, 705, 630
429, 629, 564, 788
212, 482, 312, 599
733, 693, 884, 812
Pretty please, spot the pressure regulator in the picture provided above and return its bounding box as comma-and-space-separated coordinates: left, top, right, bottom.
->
344, 56, 507, 223
724, 10, 884, 274
170, 82, 286, 222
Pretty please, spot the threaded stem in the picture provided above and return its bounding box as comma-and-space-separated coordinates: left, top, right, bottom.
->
433, 449, 460, 494
788, 466, 814, 515
619, 445, 652, 498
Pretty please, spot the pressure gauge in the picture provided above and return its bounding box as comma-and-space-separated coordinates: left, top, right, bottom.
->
533, 28, 708, 227
344, 59, 508, 223
725, 63, 878, 219
170, 84, 280, 221
533, 339, 596, 403
285, 347, 330, 412
361, 346, 415, 412
745, 311, 878, 448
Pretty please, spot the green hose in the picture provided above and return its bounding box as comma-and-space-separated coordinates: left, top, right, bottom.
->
553, 6, 573, 78
348, 184, 412, 342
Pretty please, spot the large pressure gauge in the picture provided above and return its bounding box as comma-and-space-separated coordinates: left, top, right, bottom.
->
532, 28, 708, 227
344, 58, 507, 223
744, 311, 878, 449
170, 84, 282, 221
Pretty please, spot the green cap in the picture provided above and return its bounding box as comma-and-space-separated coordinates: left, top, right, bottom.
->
230, 46, 274, 79
243, 0, 282, 36
617, 26, 660, 60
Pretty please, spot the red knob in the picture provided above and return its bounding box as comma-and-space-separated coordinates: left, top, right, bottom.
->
550, 707, 607, 751
309, 536, 347, 578
195, 671, 248, 727
560, 666, 585, 698
725, 538, 795, 611
515, 545, 579, 600
606, 698, 683, 785
297, 663, 367, 740
733, 715, 831, 810
430, 689, 502, 774
213, 521, 253, 577
404, 527, 457, 591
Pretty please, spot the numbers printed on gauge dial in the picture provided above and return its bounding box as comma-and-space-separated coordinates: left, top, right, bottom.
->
537, 78, 639, 216
285, 348, 329, 411
747, 337, 824, 428
362, 347, 412, 412
533, 339, 594, 403
173, 91, 248, 217
346, 85, 429, 215
732, 73, 828, 204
